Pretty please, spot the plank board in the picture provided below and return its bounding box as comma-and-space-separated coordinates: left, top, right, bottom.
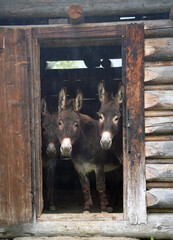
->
0, 0, 172, 18
144, 66, 173, 84
145, 90, 173, 110
146, 188, 173, 208
0, 27, 32, 226
146, 164, 173, 181
122, 24, 146, 224
145, 116, 173, 134
145, 141, 173, 158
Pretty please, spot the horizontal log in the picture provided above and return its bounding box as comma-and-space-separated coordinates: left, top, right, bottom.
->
144, 66, 173, 84
145, 116, 173, 134
146, 159, 173, 164
146, 188, 173, 208
145, 61, 173, 67
145, 38, 173, 61
144, 90, 173, 110
147, 182, 173, 188
1, 214, 173, 239
145, 85, 173, 91
145, 135, 173, 141
146, 164, 173, 182
145, 141, 173, 158
145, 110, 173, 117
0, 1, 172, 18
30, 20, 173, 47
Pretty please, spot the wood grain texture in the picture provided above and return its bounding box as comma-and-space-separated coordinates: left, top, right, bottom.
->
0, 0, 172, 18
146, 164, 173, 181
146, 188, 173, 208
145, 141, 173, 158
145, 116, 173, 134
145, 110, 173, 117
145, 90, 173, 110
122, 24, 146, 224
144, 66, 173, 84
68, 5, 84, 25
0, 27, 32, 226
1, 214, 173, 239
145, 38, 173, 61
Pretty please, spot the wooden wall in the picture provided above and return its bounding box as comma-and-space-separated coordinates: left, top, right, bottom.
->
0, 0, 172, 19
144, 38, 173, 211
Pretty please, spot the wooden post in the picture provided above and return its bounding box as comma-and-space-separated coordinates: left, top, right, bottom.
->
170, 5, 173, 19
68, 5, 84, 25
122, 24, 147, 224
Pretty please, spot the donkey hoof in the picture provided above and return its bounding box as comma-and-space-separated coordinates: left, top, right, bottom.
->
83, 210, 90, 214
101, 206, 108, 213
107, 207, 113, 213
49, 205, 56, 211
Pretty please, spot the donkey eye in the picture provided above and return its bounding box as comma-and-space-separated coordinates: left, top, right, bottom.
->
98, 114, 104, 123
74, 122, 79, 128
113, 116, 119, 122
58, 121, 62, 127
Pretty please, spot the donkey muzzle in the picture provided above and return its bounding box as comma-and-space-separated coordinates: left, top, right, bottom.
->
46, 143, 56, 158
60, 138, 72, 157
100, 131, 112, 150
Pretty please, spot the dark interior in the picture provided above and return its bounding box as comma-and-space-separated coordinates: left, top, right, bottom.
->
40, 44, 123, 213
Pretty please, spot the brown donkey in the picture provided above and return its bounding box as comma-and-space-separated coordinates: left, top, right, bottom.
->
41, 98, 60, 211
97, 80, 124, 164
57, 88, 120, 212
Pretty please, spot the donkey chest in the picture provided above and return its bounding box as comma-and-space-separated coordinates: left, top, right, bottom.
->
73, 161, 98, 175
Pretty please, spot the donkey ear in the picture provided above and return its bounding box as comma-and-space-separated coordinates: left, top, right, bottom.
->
58, 87, 67, 111
114, 83, 124, 105
41, 98, 47, 116
98, 80, 107, 104
74, 90, 83, 112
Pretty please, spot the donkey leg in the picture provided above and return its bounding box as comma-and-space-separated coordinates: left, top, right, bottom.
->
47, 161, 56, 211
95, 169, 108, 212
78, 172, 93, 212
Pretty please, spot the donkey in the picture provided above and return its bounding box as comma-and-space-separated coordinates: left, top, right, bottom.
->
57, 88, 120, 212
97, 81, 124, 210
41, 98, 60, 211
97, 81, 124, 164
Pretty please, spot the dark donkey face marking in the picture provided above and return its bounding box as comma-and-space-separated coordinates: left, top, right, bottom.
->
42, 98, 59, 158
57, 87, 83, 157
98, 81, 124, 150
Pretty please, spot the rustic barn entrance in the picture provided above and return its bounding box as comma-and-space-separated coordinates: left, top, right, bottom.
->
41, 45, 123, 214
0, 23, 146, 227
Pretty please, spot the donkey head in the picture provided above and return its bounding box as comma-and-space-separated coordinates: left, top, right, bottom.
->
97, 81, 124, 150
57, 87, 83, 157
41, 98, 59, 158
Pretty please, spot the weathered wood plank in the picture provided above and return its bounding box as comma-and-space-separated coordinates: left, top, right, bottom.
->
144, 66, 173, 84
145, 38, 173, 61
145, 135, 173, 141
146, 164, 173, 181
145, 116, 173, 134
145, 110, 173, 117
0, 0, 172, 18
0, 27, 32, 226
145, 85, 173, 91
147, 182, 173, 188
145, 61, 173, 67
145, 90, 173, 110
146, 159, 173, 164
1, 214, 173, 239
146, 189, 173, 208
145, 141, 173, 158
122, 24, 146, 224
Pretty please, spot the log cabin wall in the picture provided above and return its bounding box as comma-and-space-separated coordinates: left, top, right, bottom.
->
144, 39, 173, 211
